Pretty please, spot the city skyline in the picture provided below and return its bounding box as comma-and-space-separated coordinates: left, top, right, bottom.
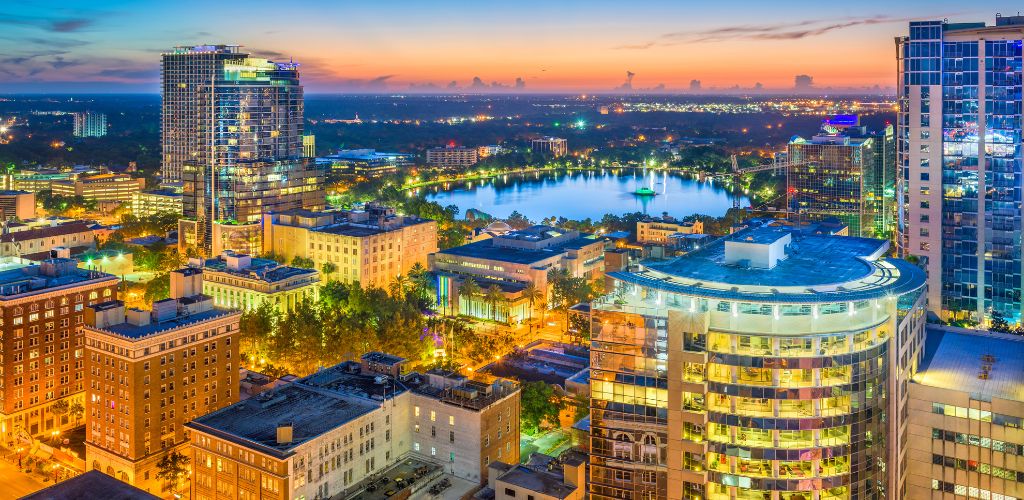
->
2, 0, 1022, 94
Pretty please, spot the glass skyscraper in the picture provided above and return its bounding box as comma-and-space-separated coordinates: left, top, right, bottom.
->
161, 45, 324, 254
897, 17, 1024, 325
589, 227, 927, 500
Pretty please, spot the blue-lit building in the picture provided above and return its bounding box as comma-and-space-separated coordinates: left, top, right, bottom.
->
316, 148, 415, 176
897, 16, 1024, 325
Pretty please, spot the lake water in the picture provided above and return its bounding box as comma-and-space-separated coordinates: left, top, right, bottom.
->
420, 169, 747, 221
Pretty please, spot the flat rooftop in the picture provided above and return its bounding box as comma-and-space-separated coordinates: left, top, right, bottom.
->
607, 228, 926, 303
0, 262, 115, 298
498, 465, 577, 499
202, 257, 318, 284
914, 326, 1024, 403
96, 306, 237, 340
187, 382, 381, 459
439, 234, 599, 265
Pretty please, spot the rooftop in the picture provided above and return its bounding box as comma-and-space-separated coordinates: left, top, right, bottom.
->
607, 227, 925, 303
19, 470, 160, 500
186, 382, 381, 459
0, 260, 115, 298
0, 222, 93, 243
439, 228, 600, 265
202, 256, 318, 284
496, 464, 578, 499
913, 326, 1024, 403
96, 306, 238, 340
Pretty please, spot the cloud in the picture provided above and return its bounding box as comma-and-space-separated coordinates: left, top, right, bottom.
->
617, 16, 901, 49
94, 68, 160, 81
50, 18, 92, 32
48, 56, 78, 69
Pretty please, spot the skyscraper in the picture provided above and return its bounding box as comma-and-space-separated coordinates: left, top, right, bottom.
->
897, 16, 1024, 325
589, 227, 927, 500
161, 45, 324, 254
787, 116, 896, 239
73, 111, 106, 137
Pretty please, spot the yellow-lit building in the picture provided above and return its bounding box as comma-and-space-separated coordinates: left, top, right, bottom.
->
84, 268, 240, 494
262, 203, 437, 289
51, 173, 145, 204
636, 217, 704, 244
199, 251, 319, 314
131, 189, 182, 218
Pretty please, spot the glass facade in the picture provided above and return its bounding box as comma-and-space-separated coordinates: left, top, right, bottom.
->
588, 231, 926, 500
898, 19, 1024, 324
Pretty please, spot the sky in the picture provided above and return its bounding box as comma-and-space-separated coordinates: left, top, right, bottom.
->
0, 0, 1020, 94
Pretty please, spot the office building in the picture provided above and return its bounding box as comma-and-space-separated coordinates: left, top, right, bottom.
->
0, 190, 35, 220
303, 134, 316, 158
84, 268, 240, 493
427, 146, 478, 168
531, 137, 568, 158
262, 203, 438, 289
636, 217, 704, 245
0, 258, 118, 441
186, 353, 520, 500
199, 251, 320, 314
906, 326, 1024, 499
1, 169, 78, 193
73, 112, 107, 138
131, 189, 183, 218
787, 116, 895, 238
897, 16, 1024, 324
477, 145, 506, 158
51, 173, 145, 204
589, 226, 927, 500
162, 45, 324, 254
317, 149, 415, 176
430, 226, 606, 323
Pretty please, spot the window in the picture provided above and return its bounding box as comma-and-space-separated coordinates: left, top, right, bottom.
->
414, 406, 420, 417
430, 410, 436, 422
504, 489, 516, 497
449, 415, 455, 426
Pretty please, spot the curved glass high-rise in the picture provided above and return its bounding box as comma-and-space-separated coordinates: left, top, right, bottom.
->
588, 226, 927, 500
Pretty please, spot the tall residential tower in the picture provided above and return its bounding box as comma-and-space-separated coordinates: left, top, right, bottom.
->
161, 45, 324, 255
897, 16, 1024, 324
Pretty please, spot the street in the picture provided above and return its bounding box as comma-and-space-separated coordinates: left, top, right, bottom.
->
0, 456, 48, 497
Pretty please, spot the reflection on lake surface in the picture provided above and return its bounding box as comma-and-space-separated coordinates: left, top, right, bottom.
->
421, 169, 748, 221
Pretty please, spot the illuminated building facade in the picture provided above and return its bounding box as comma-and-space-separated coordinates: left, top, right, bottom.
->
787, 117, 895, 239
162, 45, 324, 254
531, 137, 568, 158
73, 111, 106, 138
897, 17, 1024, 324
589, 227, 927, 500
84, 268, 240, 494
51, 173, 145, 204
906, 326, 1024, 499
131, 189, 182, 218
199, 251, 319, 314
426, 146, 478, 168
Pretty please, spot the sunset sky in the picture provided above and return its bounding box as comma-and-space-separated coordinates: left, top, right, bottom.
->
0, 0, 1019, 93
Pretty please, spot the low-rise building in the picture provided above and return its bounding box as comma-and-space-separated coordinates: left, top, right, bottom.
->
131, 189, 183, 218
51, 173, 145, 204
0, 221, 95, 258
0, 190, 35, 220
84, 268, 240, 494
19, 470, 160, 500
430, 225, 606, 323
199, 251, 319, 313
530, 137, 568, 158
262, 203, 438, 289
636, 217, 704, 244
905, 326, 1024, 499
186, 353, 520, 500
483, 455, 586, 500
427, 146, 478, 168
317, 149, 415, 176
477, 145, 505, 158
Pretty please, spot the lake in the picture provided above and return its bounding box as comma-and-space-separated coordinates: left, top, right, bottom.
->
420, 169, 747, 221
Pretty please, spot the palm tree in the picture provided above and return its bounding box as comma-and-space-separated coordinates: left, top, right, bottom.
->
521, 282, 543, 325
458, 277, 481, 317
390, 274, 410, 299
408, 262, 431, 299
485, 284, 504, 321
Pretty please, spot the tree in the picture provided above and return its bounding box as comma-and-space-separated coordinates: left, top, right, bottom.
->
321, 261, 338, 278
144, 273, 170, 304
520, 381, 563, 434
484, 284, 505, 321
458, 277, 481, 317
50, 400, 69, 427
390, 274, 410, 300
239, 301, 278, 366
68, 401, 84, 426
521, 282, 543, 324
291, 256, 315, 269
156, 451, 191, 495
408, 262, 432, 300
